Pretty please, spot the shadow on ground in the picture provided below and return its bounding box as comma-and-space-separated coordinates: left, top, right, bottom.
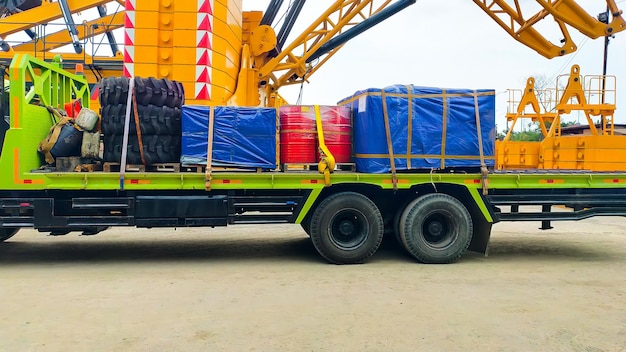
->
0, 231, 619, 265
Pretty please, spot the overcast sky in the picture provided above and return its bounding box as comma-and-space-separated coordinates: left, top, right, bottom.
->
243, 1, 626, 131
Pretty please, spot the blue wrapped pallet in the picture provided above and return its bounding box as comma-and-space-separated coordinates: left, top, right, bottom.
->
181, 106, 277, 169
338, 85, 496, 173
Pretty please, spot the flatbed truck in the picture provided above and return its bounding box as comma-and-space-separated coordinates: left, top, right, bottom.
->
2, 55, 626, 265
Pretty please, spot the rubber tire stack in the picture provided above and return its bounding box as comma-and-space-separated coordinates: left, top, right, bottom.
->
99, 77, 184, 164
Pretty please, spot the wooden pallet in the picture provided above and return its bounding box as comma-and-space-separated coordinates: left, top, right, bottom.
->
74, 163, 103, 172
103, 162, 181, 173
181, 164, 264, 173
56, 157, 102, 172
281, 163, 356, 172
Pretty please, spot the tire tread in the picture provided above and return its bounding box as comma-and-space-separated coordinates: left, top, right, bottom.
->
400, 194, 473, 264
310, 192, 384, 264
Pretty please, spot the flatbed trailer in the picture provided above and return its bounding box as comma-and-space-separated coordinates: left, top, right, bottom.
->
2, 55, 626, 264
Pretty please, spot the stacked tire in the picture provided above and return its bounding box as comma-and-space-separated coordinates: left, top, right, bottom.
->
99, 77, 184, 164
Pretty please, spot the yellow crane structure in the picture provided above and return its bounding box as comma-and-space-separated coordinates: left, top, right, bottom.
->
473, 0, 625, 58
0, 0, 623, 107
495, 77, 557, 169
496, 64, 622, 171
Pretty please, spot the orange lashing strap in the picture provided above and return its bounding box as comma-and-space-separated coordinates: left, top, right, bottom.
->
381, 89, 397, 190
473, 90, 489, 195
131, 88, 147, 165
205, 106, 215, 191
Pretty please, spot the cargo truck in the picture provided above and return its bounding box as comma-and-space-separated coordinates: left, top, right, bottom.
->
2, 54, 626, 265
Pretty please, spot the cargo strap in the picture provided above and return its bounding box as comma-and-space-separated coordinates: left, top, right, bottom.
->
205, 106, 215, 191
473, 90, 489, 195
314, 105, 335, 186
131, 87, 147, 165
119, 77, 136, 190
37, 107, 73, 164
45, 105, 65, 124
381, 90, 398, 190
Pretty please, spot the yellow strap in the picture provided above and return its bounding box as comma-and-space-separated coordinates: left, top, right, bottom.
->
205, 106, 215, 191
315, 105, 335, 186
473, 91, 489, 195
381, 90, 397, 190
440, 89, 448, 169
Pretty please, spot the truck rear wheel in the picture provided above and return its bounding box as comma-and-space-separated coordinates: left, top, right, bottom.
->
310, 192, 384, 264
0, 228, 19, 242
399, 194, 472, 264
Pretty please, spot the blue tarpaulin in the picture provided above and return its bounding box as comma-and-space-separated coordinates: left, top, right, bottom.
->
181, 106, 277, 169
338, 85, 496, 173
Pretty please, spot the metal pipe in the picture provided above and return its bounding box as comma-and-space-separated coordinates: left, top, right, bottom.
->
260, 0, 284, 26
307, 0, 416, 63
58, 0, 82, 54
24, 28, 36, 39
600, 6, 610, 132
275, 0, 306, 52
540, 205, 553, 230
97, 5, 119, 55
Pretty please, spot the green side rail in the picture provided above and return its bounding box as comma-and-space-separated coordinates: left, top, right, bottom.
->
0, 54, 89, 190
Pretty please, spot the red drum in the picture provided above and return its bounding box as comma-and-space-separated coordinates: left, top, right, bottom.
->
279, 106, 317, 163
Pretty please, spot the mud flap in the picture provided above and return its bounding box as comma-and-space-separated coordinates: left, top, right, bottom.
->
468, 216, 492, 256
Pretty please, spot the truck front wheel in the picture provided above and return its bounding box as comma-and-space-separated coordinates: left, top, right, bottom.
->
310, 192, 384, 264
0, 228, 19, 242
399, 194, 472, 264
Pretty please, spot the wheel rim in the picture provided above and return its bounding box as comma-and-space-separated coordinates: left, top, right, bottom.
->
421, 212, 458, 249
328, 209, 369, 250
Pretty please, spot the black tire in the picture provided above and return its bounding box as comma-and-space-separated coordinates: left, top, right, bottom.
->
134, 77, 165, 106
134, 77, 184, 108
101, 104, 181, 135
309, 192, 384, 264
99, 77, 129, 106
99, 77, 184, 108
399, 194, 473, 264
103, 134, 180, 164
161, 79, 185, 107
0, 228, 19, 242
175, 81, 185, 106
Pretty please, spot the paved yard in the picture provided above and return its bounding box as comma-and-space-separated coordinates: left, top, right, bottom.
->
1, 217, 625, 351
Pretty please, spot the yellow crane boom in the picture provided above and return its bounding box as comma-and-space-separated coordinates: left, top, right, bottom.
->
473, 0, 625, 58
0, 0, 621, 106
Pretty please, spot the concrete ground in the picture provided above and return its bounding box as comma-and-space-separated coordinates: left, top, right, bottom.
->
0, 217, 625, 351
